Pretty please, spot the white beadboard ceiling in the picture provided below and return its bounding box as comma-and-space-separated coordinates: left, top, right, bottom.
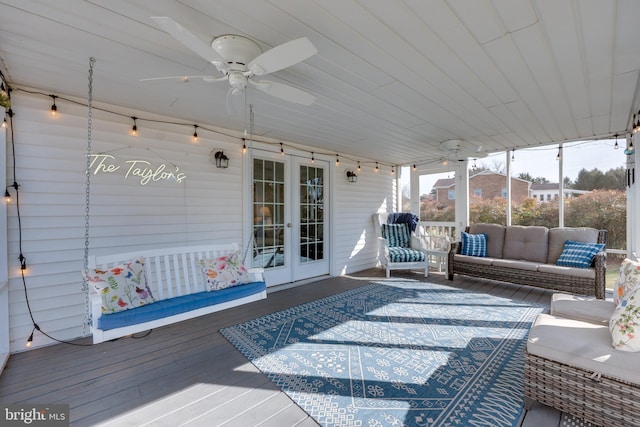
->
1, 0, 639, 167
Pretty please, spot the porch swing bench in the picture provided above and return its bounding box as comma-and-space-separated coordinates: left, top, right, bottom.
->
87, 243, 267, 344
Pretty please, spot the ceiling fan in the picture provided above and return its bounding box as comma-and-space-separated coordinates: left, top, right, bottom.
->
147, 16, 318, 113
438, 139, 487, 162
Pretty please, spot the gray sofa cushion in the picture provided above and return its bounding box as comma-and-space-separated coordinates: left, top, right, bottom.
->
454, 254, 494, 265
547, 227, 600, 265
550, 293, 615, 325
527, 314, 640, 385
469, 223, 505, 259
503, 225, 548, 263
491, 259, 540, 271
538, 264, 596, 279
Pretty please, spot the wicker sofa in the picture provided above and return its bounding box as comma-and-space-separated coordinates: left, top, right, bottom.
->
447, 223, 607, 299
525, 294, 640, 426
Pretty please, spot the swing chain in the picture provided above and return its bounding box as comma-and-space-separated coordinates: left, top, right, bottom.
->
82, 57, 96, 336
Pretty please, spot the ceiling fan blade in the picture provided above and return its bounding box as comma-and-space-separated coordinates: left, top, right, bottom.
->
151, 16, 227, 70
139, 75, 224, 82
250, 80, 316, 105
248, 37, 317, 76
226, 87, 245, 115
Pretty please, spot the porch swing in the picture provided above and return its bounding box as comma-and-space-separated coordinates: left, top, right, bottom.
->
80, 59, 267, 344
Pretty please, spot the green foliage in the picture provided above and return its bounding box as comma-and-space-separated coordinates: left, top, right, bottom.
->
564, 190, 626, 249
573, 167, 626, 191
419, 190, 626, 249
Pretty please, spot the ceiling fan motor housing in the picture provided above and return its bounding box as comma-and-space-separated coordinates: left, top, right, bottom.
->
211, 35, 262, 68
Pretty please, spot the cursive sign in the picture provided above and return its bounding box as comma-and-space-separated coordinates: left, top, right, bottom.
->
89, 154, 186, 185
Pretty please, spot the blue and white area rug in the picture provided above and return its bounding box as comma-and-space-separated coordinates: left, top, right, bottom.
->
221, 281, 546, 426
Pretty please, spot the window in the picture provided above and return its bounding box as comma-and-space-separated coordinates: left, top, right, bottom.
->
501, 187, 507, 198
539, 194, 544, 202
473, 188, 482, 197
547, 194, 551, 201
448, 190, 455, 200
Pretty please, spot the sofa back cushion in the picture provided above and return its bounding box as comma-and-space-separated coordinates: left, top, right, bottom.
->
468, 223, 505, 258
546, 227, 600, 264
503, 225, 549, 263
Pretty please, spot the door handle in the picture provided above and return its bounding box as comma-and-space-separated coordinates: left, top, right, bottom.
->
287, 223, 292, 228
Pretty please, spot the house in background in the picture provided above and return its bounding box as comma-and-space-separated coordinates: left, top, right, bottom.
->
530, 182, 591, 202
433, 170, 531, 207
0, 1, 639, 361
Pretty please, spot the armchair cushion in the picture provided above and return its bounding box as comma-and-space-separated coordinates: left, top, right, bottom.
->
382, 223, 410, 248
388, 247, 425, 263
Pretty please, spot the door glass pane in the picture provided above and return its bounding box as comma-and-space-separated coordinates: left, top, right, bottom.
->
253, 158, 285, 268
299, 165, 324, 263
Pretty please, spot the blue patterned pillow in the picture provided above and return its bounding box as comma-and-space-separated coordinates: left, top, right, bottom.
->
382, 223, 410, 248
460, 232, 487, 257
556, 240, 605, 268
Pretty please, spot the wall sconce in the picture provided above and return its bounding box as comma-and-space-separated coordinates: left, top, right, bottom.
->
346, 170, 357, 182
211, 149, 229, 168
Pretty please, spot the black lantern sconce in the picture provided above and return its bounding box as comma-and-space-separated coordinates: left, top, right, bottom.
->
211, 149, 229, 168
346, 170, 357, 183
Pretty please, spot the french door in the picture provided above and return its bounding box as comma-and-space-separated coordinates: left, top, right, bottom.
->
251, 154, 329, 286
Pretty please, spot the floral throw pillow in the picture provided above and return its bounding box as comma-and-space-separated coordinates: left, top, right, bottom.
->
610, 287, 640, 352
87, 257, 155, 314
198, 251, 250, 291
613, 258, 640, 305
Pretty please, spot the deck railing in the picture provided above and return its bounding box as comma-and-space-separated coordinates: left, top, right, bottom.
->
418, 221, 457, 242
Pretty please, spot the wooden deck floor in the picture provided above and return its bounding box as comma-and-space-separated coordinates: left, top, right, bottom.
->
0, 269, 571, 426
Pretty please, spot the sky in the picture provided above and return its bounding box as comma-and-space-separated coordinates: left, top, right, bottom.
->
403, 138, 628, 195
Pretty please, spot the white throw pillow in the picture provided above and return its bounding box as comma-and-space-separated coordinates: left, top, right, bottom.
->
610, 287, 640, 352
198, 251, 250, 291
86, 257, 155, 314
613, 258, 640, 305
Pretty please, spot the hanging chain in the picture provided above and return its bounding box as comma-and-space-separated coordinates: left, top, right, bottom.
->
243, 104, 256, 265
81, 57, 96, 335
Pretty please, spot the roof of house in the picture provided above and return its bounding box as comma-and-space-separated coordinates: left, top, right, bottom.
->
433, 170, 531, 189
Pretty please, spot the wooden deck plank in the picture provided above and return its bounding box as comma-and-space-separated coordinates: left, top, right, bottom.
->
0, 268, 562, 426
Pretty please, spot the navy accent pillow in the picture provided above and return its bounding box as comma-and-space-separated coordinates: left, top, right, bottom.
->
460, 232, 487, 257
556, 240, 605, 268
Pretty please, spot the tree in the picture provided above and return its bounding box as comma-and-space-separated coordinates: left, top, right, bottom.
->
518, 172, 550, 184
573, 167, 626, 191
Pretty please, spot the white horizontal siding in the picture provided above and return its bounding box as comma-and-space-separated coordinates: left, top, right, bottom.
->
6, 92, 246, 352
6, 91, 398, 353
332, 164, 396, 276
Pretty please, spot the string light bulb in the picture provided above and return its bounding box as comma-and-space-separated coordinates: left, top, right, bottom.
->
130, 117, 138, 136
412, 164, 416, 171
357, 161, 361, 172
336, 154, 339, 166
556, 147, 561, 160
614, 134, 619, 150
511, 149, 515, 161
311, 152, 315, 164
49, 95, 58, 117
242, 139, 247, 153
391, 166, 395, 175
26, 329, 34, 348
2, 117, 6, 128
375, 162, 379, 172
191, 125, 199, 143
634, 111, 640, 134
280, 142, 284, 155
